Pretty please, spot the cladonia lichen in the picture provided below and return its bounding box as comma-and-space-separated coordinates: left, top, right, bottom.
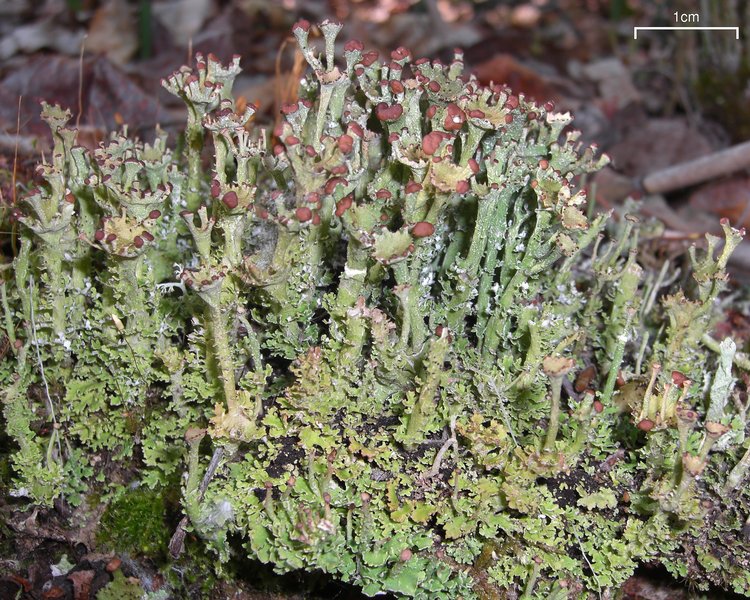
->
2, 20, 750, 598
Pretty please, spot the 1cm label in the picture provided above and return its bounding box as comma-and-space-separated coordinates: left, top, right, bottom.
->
674, 11, 699, 23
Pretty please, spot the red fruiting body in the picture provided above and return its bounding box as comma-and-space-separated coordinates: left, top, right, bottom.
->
468, 158, 479, 174
149, 209, 161, 219
348, 122, 364, 137
426, 105, 437, 119
293, 19, 310, 32
539, 159, 549, 169
399, 549, 413, 562
637, 419, 655, 432
444, 103, 466, 131
307, 192, 321, 204
285, 135, 300, 146
405, 181, 422, 194
376, 189, 392, 200
388, 133, 400, 143
544, 101, 555, 111
505, 95, 519, 109
468, 109, 486, 119
281, 103, 298, 115
422, 131, 444, 156
325, 178, 347, 195
375, 103, 403, 121
414, 57, 429, 65
671, 371, 688, 386
361, 51, 379, 66
338, 134, 354, 153
344, 39, 364, 52
527, 111, 537, 120
211, 180, 222, 198
273, 144, 285, 156
64, 192, 75, 204
391, 47, 410, 61
312, 213, 321, 226
94, 230, 105, 241
389, 80, 405, 94
380, 213, 388, 222
133, 236, 144, 248
354, 67, 364, 76
616, 371, 625, 387
331, 165, 348, 175
142, 231, 154, 242
504, 114, 514, 124
301, 99, 312, 108
257, 208, 269, 219
295, 207, 313, 222
335, 195, 353, 216
412, 221, 435, 238
593, 400, 604, 413
428, 80, 441, 93
222, 191, 239, 209
305, 145, 316, 157
106, 233, 116, 242
456, 180, 470, 194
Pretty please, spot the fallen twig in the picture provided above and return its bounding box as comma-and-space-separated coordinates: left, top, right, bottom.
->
168, 446, 224, 558
642, 140, 750, 195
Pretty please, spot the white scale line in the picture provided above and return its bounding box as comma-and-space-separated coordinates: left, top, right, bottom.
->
634, 26, 740, 39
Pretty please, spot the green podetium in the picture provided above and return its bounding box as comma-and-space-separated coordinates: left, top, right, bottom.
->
3, 19, 750, 599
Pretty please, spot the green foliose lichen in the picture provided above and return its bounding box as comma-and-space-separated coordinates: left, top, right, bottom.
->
2, 18, 750, 599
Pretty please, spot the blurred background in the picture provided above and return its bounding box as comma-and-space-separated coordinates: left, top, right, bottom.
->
1, 0, 750, 275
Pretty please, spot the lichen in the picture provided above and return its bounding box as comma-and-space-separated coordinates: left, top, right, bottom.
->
2, 19, 750, 599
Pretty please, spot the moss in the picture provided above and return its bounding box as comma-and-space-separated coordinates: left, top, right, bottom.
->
97, 487, 170, 559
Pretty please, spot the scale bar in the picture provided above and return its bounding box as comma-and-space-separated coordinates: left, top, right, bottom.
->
634, 26, 739, 39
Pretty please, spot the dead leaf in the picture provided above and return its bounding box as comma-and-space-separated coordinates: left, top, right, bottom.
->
0, 19, 85, 60
152, 0, 216, 46
607, 118, 714, 177
68, 569, 95, 600
688, 177, 750, 227
0, 55, 164, 142
87, 0, 138, 65
582, 58, 640, 111
472, 54, 555, 102
592, 166, 634, 206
